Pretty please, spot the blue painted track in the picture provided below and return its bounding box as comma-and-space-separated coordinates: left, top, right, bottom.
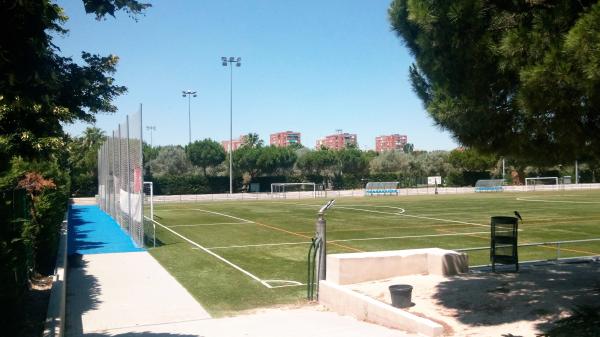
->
68, 205, 143, 255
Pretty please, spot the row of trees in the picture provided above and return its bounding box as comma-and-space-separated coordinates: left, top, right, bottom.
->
137, 133, 598, 194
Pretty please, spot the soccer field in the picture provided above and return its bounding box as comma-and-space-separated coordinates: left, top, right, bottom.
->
145, 189, 600, 316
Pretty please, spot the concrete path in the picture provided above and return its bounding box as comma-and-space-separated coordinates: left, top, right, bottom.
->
66, 252, 211, 336
80, 307, 415, 337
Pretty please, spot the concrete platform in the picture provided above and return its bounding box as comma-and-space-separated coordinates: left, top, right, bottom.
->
66, 252, 211, 336
320, 248, 469, 337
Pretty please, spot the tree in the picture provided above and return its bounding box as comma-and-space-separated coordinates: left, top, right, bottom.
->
335, 147, 369, 177
68, 127, 106, 196
389, 0, 600, 164
403, 143, 414, 154
241, 133, 264, 148
187, 139, 226, 176
257, 146, 297, 176
0, 1, 149, 159
296, 149, 337, 185
370, 151, 410, 174
448, 148, 497, 172
234, 146, 262, 180
147, 146, 192, 177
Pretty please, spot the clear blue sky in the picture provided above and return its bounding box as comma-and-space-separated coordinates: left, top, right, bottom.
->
56, 0, 458, 151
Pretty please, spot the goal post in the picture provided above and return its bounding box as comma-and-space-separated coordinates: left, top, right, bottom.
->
142, 181, 155, 248
525, 177, 559, 191
475, 179, 504, 192
271, 182, 317, 199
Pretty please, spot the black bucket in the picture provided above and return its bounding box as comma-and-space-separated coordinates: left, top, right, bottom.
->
389, 284, 413, 308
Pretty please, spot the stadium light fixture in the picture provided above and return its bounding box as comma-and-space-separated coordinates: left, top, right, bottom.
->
221, 56, 242, 194
182, 90, 197, 145
146, 125, 156, 147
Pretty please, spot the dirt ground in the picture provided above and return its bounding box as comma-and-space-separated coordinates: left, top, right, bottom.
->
350, 259, 600, 337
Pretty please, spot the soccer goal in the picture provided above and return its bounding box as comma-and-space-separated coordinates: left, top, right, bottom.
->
271, 182, 317, 199
525, 177, 559, 191
474, 179, 504, 192
365, 181, 399, 196
142, 181, 156, 247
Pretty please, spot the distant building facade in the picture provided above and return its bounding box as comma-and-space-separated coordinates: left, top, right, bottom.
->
316, 131, 357, 150
221, 136, 245, 152
375, 134, 408, 152
270, 131, 301, 147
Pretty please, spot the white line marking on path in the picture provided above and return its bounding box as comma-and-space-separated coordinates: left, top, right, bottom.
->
146, 216, 274, 289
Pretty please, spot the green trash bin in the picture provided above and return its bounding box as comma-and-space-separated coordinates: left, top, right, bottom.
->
490, 216, 519, 272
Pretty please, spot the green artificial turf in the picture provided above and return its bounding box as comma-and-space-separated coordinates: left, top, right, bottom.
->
145, 189, 600, 316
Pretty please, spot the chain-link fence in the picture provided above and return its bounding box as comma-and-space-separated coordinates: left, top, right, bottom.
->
97, 107, 146, 247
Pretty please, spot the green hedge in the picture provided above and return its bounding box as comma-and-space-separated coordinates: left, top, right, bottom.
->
0, 158, 69, 333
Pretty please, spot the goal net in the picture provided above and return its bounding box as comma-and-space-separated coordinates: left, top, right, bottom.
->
474, 179, 504, 192
271, 182, 317, 199
365, 181, 399, 196
525, 177, 559, 191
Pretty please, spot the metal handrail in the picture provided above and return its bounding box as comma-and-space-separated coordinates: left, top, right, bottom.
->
456, 237, 600, 252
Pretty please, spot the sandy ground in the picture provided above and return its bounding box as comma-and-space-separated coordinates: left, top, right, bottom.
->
350, 260, 600, 337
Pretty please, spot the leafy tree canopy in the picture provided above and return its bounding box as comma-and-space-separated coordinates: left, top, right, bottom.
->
448, 148, 498, 172
187, 139, 226, 175
241, 133, 264, 148
0, 0, 149, 159
147, 146, 192, 177
389, 0, 600, 164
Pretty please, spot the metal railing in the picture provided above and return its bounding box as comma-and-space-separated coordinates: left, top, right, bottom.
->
457, 238, 600, 267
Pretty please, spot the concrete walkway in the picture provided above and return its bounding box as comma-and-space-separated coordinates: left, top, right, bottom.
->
65, 204, 414, 337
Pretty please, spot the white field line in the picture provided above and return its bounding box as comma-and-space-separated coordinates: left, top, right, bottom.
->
281, 201, 488, 228
209, 241, 311, 249
168, 221, 252, 228
146, 216, 273, 289
335, 205, 488, 228
157, 208, 257, 223
262, 280, 305, 288
516, 197, 600, 204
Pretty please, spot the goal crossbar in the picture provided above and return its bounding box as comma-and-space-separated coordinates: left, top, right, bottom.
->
525, 177, 559, 191
270, 183, 317, 198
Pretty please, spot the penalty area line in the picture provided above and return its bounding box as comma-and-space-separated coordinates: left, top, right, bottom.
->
167, 221, 253, 228
336, 205, 488, 228
146, 216, 274, 289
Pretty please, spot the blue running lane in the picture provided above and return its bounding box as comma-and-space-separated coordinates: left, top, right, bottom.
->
68, 205, 143, 255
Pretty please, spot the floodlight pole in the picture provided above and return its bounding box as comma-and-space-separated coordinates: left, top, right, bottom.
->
182, 90, 197, 145
222, 57, 242, 194
146, 126, 156, 147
